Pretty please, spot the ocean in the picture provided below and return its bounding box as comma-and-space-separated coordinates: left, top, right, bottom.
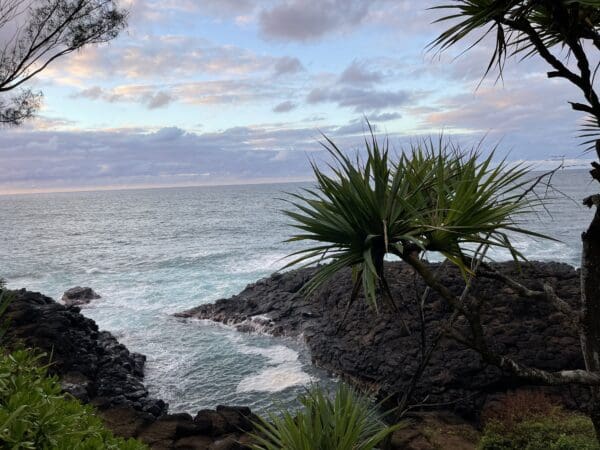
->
0, 169, 595, 414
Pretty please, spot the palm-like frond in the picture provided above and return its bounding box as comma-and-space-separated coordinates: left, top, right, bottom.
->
283, 130, 551, 307
431, 1, 600, 149
430, 1, 600, 76
249, 383, 402, 450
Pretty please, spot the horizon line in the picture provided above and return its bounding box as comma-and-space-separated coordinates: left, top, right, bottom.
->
0, 176, 316, 197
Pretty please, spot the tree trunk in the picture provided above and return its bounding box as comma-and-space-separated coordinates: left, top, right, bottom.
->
580, 202, 600, 438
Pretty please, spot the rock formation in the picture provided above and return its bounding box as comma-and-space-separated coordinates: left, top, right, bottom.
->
177, 261, 586, 419
62, 285, 101, 306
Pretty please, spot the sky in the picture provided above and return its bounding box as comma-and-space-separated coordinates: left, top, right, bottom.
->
0, 0, 594, 194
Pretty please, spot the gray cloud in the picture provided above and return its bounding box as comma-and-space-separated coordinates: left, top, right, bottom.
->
273, 100, 297, 113
259, 0, 370, 42
368, 112, 402, 122
274, 57, 304, 76
307, 87, 411, 112
0, 114, 587, 193
0, 126, 317, 190
339, 61, 383, 86
71, 77, 291, 108
146, 91, 174, 109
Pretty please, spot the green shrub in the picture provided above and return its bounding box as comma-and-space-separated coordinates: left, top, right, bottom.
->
250, 383, 402, 450
479, 412, 599, 450
0, 349, 147, 449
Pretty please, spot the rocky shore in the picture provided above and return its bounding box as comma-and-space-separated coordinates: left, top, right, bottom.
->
176, 260, 586, 419
3, 288, 258, 449
2, 259, 586, 450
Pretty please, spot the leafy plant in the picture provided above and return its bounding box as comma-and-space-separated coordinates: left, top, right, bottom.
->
250, 383, 402, 450
0, 348, 147, 449
283, 131, 547, 307
0, 278, 13, 343
479, 412, 598, 450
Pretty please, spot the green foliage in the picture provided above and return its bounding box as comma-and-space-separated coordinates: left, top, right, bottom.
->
284, 131, 548, 306
0, 349, 147, 449
479, 413, 599, 450
250, 383, 402, 450
430, 1, 600, 77
0, 279, 12, 343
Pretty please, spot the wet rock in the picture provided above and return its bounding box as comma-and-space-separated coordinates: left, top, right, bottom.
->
62, 286, 101, 306
4, 287, 261, 448
4, 288, 167, 417
178, 261, 585, 418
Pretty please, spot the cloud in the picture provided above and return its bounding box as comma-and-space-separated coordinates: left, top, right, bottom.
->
338, 61, 383, 86
274, 57, 304, 76
368, 112, 402, 122
273, 101, 297, 113
306, 87, 411, 112
0, 115, 588, 193
0, 125, 316, 191
71, 85, 176, 109
333, 120, 379, 136
146, 91, 174, 109
71, 77, 292, 108
46, 35, 304, 84
259, 0, 370, 42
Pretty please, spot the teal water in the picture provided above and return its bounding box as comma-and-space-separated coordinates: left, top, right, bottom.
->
0, 171, 595, 413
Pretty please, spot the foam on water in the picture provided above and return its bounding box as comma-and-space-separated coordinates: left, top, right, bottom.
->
237, 364, 314, 394
232, 338, 314, 393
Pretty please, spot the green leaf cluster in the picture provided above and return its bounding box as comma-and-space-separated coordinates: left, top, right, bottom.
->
479, 413, 599, 450
250, 383, 402, 450
284, 131, 547, 306
431, 1, 600, 77
0, 348, 147, 449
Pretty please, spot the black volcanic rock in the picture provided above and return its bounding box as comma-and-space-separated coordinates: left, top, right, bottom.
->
176, 261, 586, 418
4, 288, 167, 417
62, 286, 101, 306
1, 288, 276, 448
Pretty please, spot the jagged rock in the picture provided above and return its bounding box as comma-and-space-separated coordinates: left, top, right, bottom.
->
4, 288, 167, 417
61, 286, 101, 306
177, 261, 586, 419
3, 287, 264, 449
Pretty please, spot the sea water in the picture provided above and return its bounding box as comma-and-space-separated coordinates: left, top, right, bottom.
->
0, 170, 595, 413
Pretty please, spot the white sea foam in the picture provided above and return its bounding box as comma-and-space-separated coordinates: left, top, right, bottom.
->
234, 342, 314, 393
236, 343, 298, 365
237, 363, 313, 393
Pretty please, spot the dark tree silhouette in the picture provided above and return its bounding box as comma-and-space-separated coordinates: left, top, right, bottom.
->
0, 0, 127, 124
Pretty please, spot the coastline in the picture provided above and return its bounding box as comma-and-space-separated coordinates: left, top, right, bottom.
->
2, 288, 259, 449
176, 260, 586, 419
1, 258, 589, 449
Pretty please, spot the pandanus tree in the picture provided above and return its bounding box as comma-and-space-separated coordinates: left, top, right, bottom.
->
284, 134, 544, 308
428, 0, 600, 437
284, 131, 600, 440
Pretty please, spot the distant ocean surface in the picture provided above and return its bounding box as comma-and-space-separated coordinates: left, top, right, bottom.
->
0, 170, 595, 413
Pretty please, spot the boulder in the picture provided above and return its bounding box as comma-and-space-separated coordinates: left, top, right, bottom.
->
62, 286, 101, 306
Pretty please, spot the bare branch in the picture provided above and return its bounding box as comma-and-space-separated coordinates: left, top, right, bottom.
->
478, 265, 580, 330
